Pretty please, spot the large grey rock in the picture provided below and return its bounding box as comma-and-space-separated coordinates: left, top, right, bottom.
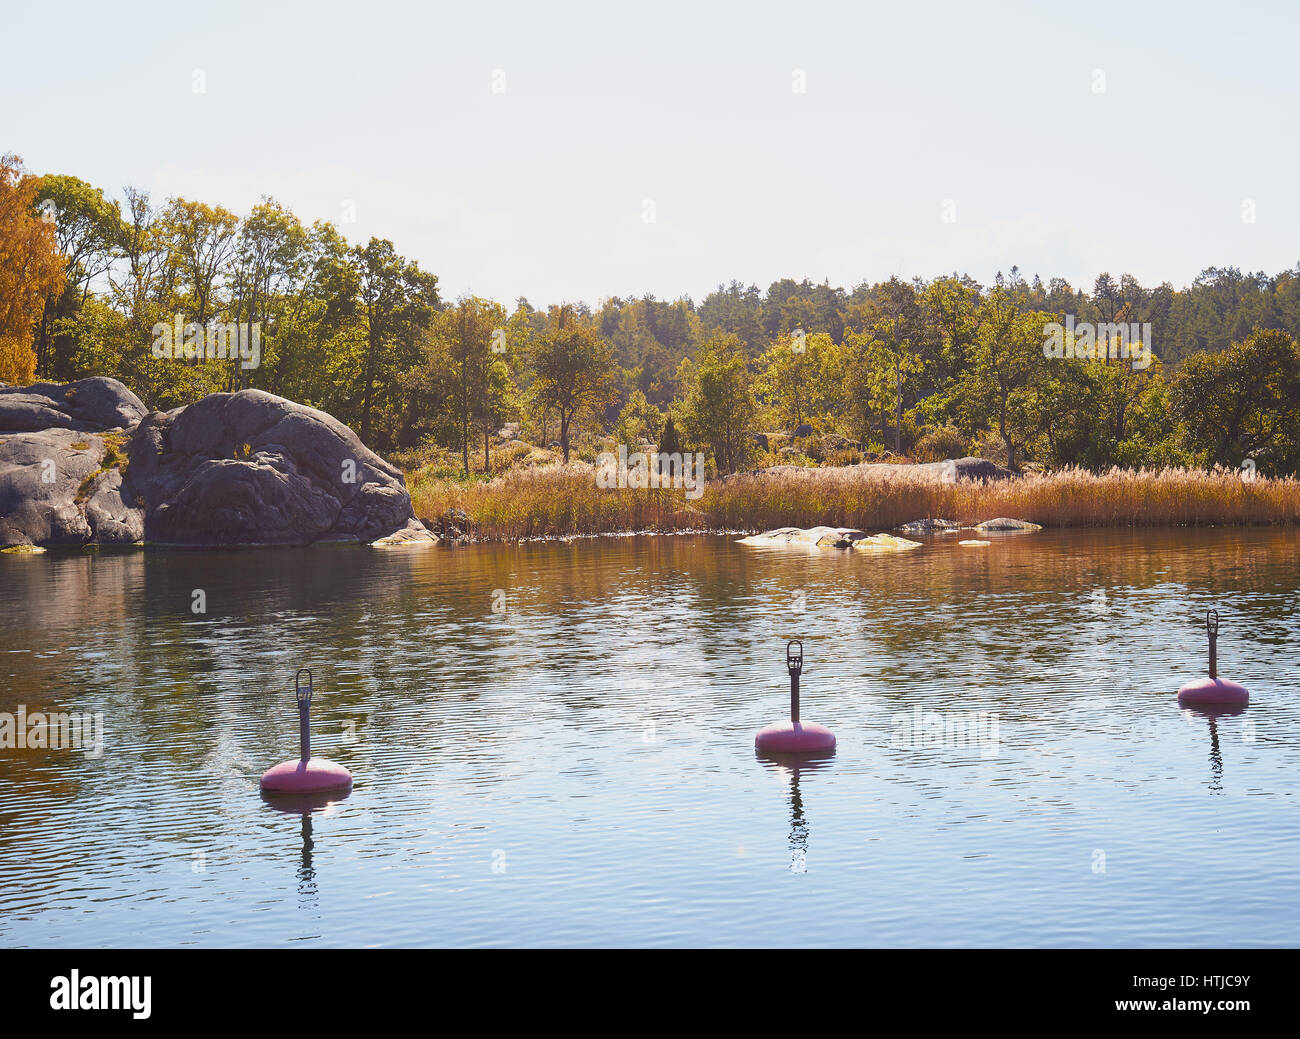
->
125, 389, 433, 547
82, 466, 145, 544
0, 377, 147, 434
0, 383, 435, 548
0, 429, 129, 546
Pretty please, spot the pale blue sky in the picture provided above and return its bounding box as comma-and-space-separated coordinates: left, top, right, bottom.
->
5, 0, 1297, 304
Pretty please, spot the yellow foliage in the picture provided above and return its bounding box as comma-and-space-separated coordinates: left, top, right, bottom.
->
0, 335, 37, 385
0, 154, 66, 382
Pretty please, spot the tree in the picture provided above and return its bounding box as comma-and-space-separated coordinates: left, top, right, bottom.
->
355, 237, 439, 445
659, 414, 682, 457
1171, 328, 1300, 475
756, 331, 843, 433
0, 155, 65, 384
677, 332, 756, 474
842, 276, 926, 450
528, 306, 616, 462
478, 354, 514, 471
421, 297, 507, 474
959, 284, 1047, 469
33, 174, 122, 378
228, 198, 309, 391
157, 198, 240, 326
614, 388, 664, 451
698, 281, 765, 354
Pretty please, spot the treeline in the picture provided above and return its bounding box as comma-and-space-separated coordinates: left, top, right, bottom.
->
4, 153, 1300, 476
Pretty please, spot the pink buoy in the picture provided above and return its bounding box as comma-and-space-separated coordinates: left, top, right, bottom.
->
261, 756, 354, 793
755, 641, 836, 754
1177, 610, 1249, 707
1177, 676, 1249, 708
755, 719, 837, 753
260, 669, 353, 795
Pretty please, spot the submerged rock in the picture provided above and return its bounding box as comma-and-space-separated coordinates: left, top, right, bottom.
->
739, 526, 920, 551
370, 519, 439, 548
896, 518, 962, 534
850, 532, 922, 552
959, 539, 992, 547
973, 517, 1043, 532
739, 525, 856, 548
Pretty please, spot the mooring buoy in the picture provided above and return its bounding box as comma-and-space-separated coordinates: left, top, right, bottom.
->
755, 640, 836, 753
1177, 609, 1249, 707
260, 669, 354, 793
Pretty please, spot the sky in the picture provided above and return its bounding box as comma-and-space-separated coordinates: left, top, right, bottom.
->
5, 0, 1298, 306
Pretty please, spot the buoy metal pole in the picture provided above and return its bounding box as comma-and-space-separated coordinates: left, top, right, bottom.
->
297, 668, 312, 761
260, 667, 353, 794
1207, 609, 1218, 680
1177, 608, 1249, 708
756, 640, 835, 753
787, 640, 802, 723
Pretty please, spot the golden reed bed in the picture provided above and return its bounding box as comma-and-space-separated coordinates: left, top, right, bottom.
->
408, 463, 1300, 541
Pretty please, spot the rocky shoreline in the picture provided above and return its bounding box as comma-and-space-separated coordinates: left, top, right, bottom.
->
0, 378, 437, 550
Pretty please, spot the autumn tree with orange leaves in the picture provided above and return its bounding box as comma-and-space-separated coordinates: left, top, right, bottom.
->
0, 154, 65, 383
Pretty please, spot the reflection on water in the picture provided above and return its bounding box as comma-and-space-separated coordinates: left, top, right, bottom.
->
259, 788, 352, 909
1184, 704, 1249, 796
1, 528, 1299, 946
756, 750, 836, 875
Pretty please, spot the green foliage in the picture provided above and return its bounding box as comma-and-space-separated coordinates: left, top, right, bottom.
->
754, 331, 843, 432
527, 306, 617, 462
676, 333, 756, 474
14, 163, 1300, 477
1171, 328, 1300, 475
614, 389, 664, 451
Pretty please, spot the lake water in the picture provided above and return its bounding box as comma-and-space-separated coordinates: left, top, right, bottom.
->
1, 529, 1298, 947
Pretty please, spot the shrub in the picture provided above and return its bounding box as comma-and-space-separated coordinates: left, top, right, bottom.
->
913, 426, 969, 462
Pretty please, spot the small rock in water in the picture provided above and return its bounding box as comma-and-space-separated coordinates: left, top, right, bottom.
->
851, 533, 922, 552
973, 517, 1042, 532
739, 527, 921, 551
738, 525, 855, 548
959, 539, 992, 547
896, 518, 961, 534
370, 519, 439, 548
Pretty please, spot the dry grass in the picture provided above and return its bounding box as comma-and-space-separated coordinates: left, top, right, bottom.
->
407, 463, 1300, 540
